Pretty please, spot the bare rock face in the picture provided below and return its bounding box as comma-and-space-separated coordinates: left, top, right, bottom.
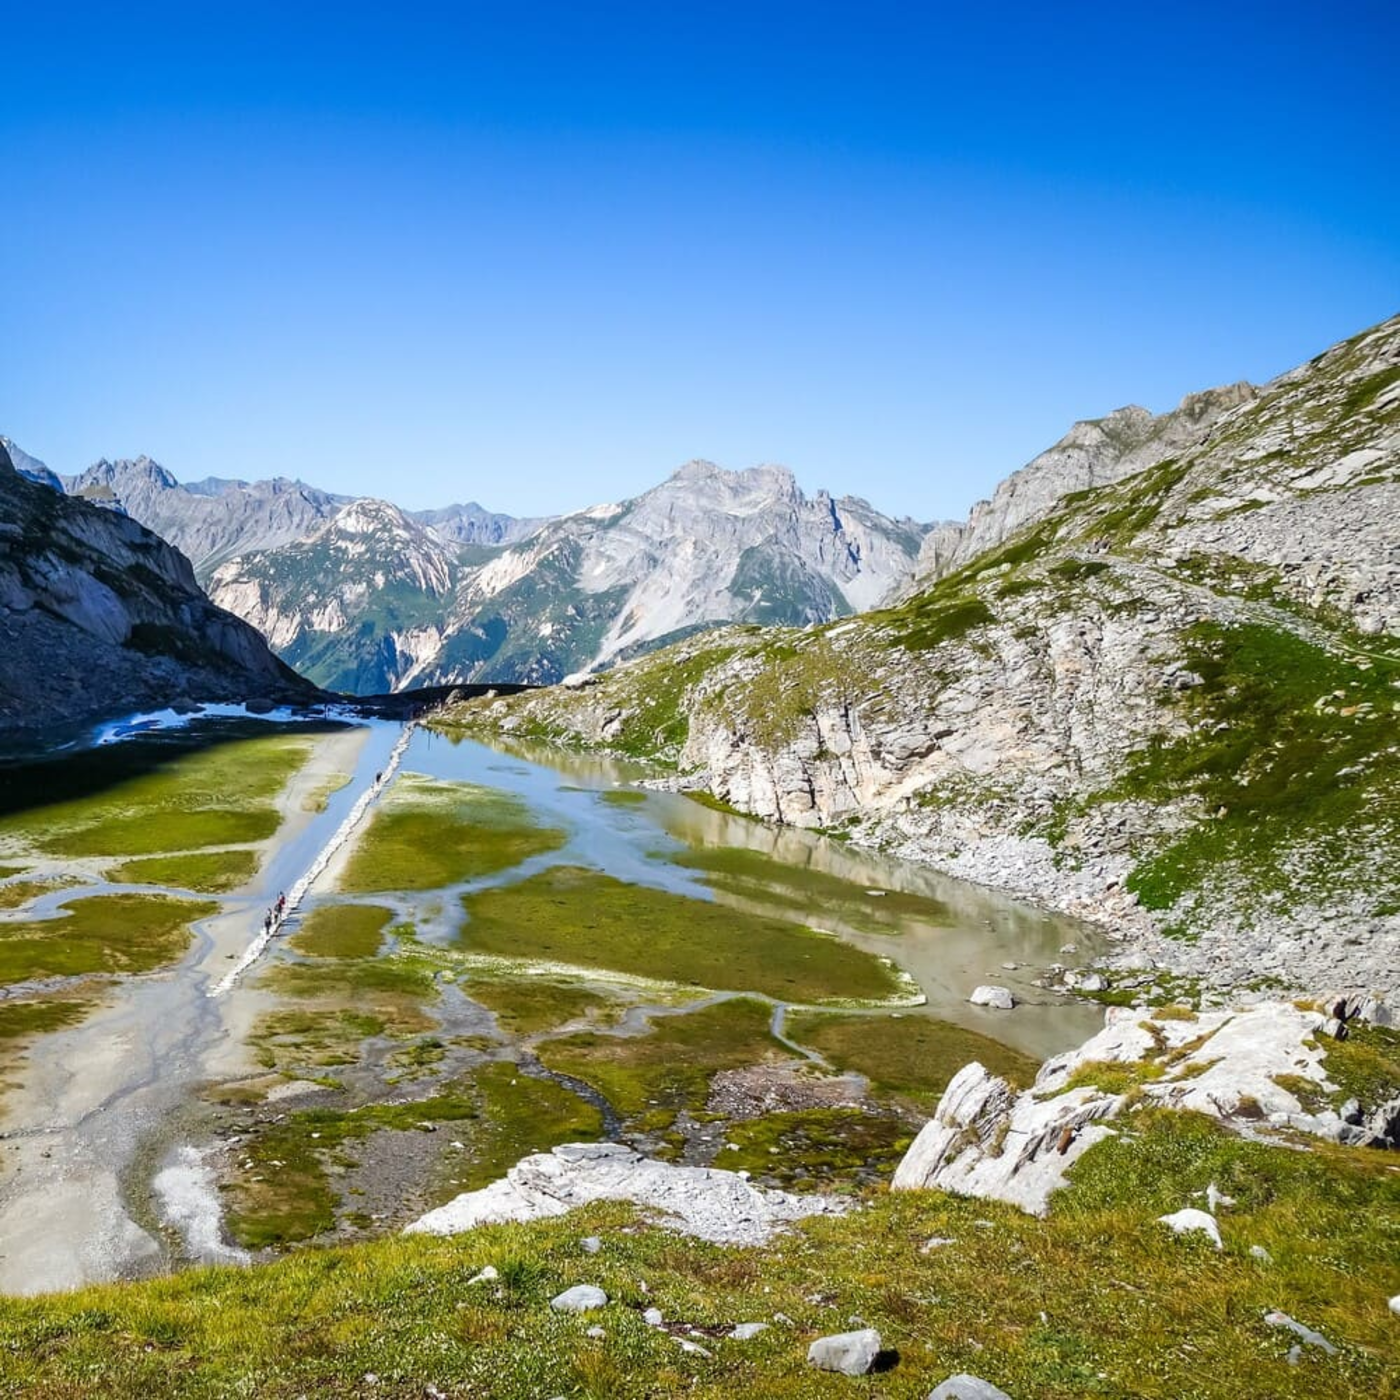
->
893, 1001, 1386, 1215
891, 1060, 1120, 1215
906, 383, 1256, 591
405, 1141, 849, 1246
0, 444, 315, 732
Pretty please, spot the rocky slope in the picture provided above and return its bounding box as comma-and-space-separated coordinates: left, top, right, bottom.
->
210, 461, 931, 693
908, 383, 1256, 588
0, 444, 315, 732
895, 998, 1399, 1215
441, 313, 1400, 1000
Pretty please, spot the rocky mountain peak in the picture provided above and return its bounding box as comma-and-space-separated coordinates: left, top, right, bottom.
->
0, 441, 313, 730
317, 497, 423, 541
0, 436, 62, 491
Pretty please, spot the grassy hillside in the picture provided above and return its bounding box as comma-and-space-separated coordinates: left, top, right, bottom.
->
2, 1104, 1396, 1398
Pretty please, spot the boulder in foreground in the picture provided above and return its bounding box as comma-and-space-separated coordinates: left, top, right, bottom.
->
807, 1328, 882, 1375
406, 1141, 848, 1246
894, 1000, 1393, 1215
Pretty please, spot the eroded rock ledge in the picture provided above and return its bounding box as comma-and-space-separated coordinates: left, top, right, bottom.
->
893, 1000, 1398, 1215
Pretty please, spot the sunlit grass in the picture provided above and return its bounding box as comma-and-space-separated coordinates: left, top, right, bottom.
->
2, 1108, 1397, 1397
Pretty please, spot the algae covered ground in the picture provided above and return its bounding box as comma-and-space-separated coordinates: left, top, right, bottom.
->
0, 728, 316, 859
0, 726, 325, 1079
1, 1108, 1396, 1399
0, 893, 217, 986
458, 866, 911, 1004
339, 775, 567, 891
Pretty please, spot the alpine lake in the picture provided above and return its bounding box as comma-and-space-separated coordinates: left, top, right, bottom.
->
0, 713, 1104, 1292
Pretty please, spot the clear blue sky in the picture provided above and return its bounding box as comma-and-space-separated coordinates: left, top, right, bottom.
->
2, 2, 1396, 520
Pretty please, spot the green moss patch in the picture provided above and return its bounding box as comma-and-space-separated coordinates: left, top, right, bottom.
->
287, 904, 395, 959
1117, 621, 1400, 919
459, 867, 907, 1004
449, 1061, 604, 1193
0, 894, 217, 987
339, 775, 567, 892
1060, 1059, 1165, 1096
1320, 1023, 1400, 1115
729, 637, 856, 749
300, 771, 352, 813
466, 975, 616, 1035
109, 848, 259, 894
0, 995, 96, 1047
263, 951, 438, 1004
224, 1063, 601, 1249
785, 1012, 1040, 1109
224, 1090, 479, 1248
249, 1002, 437, 1077
539, 997, 795, 1132
0, 733, 313, 858
720, 1108, 913, 1192
599, 788, 648, 806
0, 878, 72, 911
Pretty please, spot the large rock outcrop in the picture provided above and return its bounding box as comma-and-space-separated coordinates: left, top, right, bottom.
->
907, 383, 1255, 589
406, 1141, 849, 1246
893, 1001, 1395, 1215
0, 444, 316, 732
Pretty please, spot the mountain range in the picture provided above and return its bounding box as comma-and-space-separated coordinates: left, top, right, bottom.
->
4, 443, 934, 693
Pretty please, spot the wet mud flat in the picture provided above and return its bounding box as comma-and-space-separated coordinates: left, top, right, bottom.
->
1, 718, 1107, 1289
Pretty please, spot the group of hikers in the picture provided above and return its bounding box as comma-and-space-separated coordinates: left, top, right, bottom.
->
260, 891, 288, 937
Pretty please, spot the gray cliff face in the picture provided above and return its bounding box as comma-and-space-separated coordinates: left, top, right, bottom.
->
0, 437, 63, 492
207, 461, 931, 693
0, 445, 315, 732
453, 313, 1400, 1001
908, 383, 1256, 589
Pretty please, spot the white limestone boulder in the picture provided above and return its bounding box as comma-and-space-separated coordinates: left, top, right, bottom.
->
406, 1142, 848, 1246
807, 1328, 882, 1375
968, 985, 1016, 1010
895, 1001, 1371, 1215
